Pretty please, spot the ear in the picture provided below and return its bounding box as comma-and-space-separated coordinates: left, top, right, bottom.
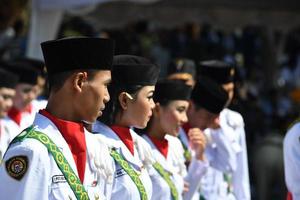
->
118, 92, 129, 110
73, 72, 88, 92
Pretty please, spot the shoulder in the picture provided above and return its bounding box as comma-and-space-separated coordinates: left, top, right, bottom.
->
221, 108, 244, 127
284, 122, 300, 148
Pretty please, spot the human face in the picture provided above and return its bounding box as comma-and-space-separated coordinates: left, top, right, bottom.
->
13, 83, 37, 110
222, 82, 234, 106
123, 86, 155, 129
187, 102, 219, 130
32, 76, 46, 97
0, 87, 16, 118
76, 70, 111, 123
159, 100, 189, 137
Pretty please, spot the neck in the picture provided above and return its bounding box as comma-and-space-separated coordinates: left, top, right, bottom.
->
46, 92, 79, 122
114, 112, 131, 127
147, 117, 165, 140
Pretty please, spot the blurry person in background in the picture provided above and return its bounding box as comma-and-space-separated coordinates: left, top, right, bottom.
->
167, 58, 197, 87
179, 76, 231, 200
197, 60, 250, 200
4, 62, 39, 130
0, 67, 19, 160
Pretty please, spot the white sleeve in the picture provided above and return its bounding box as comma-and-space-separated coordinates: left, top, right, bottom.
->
0, 140, 49, 200
183, 157, 208, 200
232, 125, 251, 200
206, 128, 237, 172
284, 124, 300, 199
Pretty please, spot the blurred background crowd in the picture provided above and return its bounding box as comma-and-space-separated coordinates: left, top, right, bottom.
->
0, 0, 300, 199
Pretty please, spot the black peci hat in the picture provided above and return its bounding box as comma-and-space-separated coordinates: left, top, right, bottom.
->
168, 58, 196, 79
198, 60, 235, 84
191, 76, 228, 114
41, 37, 115, 76
0, 67, 19, 89
4, 62, 38, 85
112, 55, 160, 86
16, 57, 46, 77
154, 79, 192, 104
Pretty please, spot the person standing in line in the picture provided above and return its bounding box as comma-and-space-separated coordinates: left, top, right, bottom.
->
142, 79, 208, 200
92, 55, 160, 200
0, 37, 116, 200
0, 67, 19, 161
284, 119, 300, 200
179, 76, 233, 200
198, 60, 250, 200
5, 61, 40, 130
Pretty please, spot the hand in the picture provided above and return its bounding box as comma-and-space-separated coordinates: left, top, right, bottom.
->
188, 128, 206, 161
183, 181, 189, 193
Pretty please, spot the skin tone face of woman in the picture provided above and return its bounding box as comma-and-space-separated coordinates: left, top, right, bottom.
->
158, 100, 189, 137
118, 86, 155, 129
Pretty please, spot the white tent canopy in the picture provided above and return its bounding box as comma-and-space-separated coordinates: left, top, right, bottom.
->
26, 0, 160, 59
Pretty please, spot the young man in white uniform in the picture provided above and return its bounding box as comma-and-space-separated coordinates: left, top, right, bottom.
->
198, 60, 250, 200
0, 37, 116, 200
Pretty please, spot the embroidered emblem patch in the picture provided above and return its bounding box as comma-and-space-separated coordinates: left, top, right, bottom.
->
5, 156, 28, 180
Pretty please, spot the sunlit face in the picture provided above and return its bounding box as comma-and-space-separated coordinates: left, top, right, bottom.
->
0, 87, 16, 118
123, 86, 155, 129
76, 70, 111, 123
32, 76, 46, 97
13, 83, 37, 110
222, 82, 234, 106
159, 100, 189, 137
187, 101, 219, 130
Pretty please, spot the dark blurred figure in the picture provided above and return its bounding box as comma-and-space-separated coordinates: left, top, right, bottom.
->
252, 132, 286, 200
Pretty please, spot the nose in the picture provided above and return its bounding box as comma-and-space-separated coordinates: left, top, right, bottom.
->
181, 112, 188, 124
103, 87, 110, 104
150, 98, 155, 110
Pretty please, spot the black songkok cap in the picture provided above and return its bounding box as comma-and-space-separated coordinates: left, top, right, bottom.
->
4, 62, 38, 85
0, 68, 19, 89
41, 37, 115, 76
191, 76, 228, 114
154, 79, 192, 103
16, 58, 46, 77
198, 60, 235, 84
112, 55, 160, 86
168, 58, 196, 78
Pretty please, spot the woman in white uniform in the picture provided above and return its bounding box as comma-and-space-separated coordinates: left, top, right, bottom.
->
141, 79, 208, 200
92, 55, 160, 200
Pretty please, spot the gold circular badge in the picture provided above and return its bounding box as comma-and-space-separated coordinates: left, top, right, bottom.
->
5, 156, 28, 180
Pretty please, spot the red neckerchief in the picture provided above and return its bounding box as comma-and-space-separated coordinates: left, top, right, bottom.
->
287, 192, 293, 200
39, 109, 86, 183
8, 107, 22, 125
148, 135, 169, 159
182, 122, 191, 140
8, 104, 32, 126
110, 125, 134, 155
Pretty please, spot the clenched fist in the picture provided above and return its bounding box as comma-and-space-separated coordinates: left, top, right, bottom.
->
188, 128, 207, 161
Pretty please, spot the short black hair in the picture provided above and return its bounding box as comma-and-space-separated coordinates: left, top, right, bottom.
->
48, 69, 98, 92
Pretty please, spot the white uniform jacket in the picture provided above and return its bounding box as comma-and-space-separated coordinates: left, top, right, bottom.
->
284, 122, 300, 200
92, 121, 154, 200
143, 134, 208, 200
0, 113, 115, 200
0, 117, 20, 160
200, 108, 250, 200
14, 99, 48, 131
